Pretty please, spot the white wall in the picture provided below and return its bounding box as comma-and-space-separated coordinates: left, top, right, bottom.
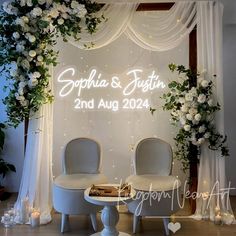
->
0, 75, 24, 192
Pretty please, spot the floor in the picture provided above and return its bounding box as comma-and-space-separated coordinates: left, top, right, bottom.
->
1, 195, 236, 236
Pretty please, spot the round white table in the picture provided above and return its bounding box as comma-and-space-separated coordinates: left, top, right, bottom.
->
84, 184, 136, 236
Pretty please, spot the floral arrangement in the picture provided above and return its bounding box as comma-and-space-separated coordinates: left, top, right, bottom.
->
0, 0, 103, 127
161, 64, 229, 170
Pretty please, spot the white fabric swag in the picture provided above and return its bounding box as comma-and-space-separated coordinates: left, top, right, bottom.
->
15, 1, 233, 224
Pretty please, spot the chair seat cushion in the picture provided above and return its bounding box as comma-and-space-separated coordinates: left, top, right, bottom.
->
126, 175, 181, 191
54, 173, 107, 190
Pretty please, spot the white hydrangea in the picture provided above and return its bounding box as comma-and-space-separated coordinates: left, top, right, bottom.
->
181, 105, 188, 113
31, 7, 43, 17
27, 0, 33, 7
199, 125, 206, 133
185, 93, 193, 102
198, 94, 206, 103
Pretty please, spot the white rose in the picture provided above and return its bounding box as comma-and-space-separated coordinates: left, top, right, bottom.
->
57, 18, 64, 25
15, 18, 25, 27
198, 94, 206, 103
194, 113, 201, 121
28, 35, 36, 43
38, 0, 46, 5
201, 80, 209, 88
20, 0, 26, 6
178, 97, 185, 104
197, 138, 205, 145
27, 0, 33, 7
37, 55, 43, 62
204, 132, 210, 139
31, 7, 43, 17
20, 99, 29, 107
197, 77, 204, 84
185, 93, 193, 102
199, 125, 206, 133
29, 50, 36, 57
22, 16, 29, 23
76, 7, 87, 18
189, 108, 198, 115
62, 13, 69, 19
19, 81, 27, 88
181, 105, 188, 113
186, 114, 193, 121
10, 68, 17, 77
13, 32, 20, 39
15, 94, 25, 101
21, 59, 30, 70
28, 78, 38, 88
208, 99, 213, 106
18, 87, 24, 95
33, 71, 41, 78
184, 125, 191, 132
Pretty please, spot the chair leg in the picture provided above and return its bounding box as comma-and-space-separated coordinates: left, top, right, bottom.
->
61, 214, 69, 233
163, 218, 170, 236
133, 215, 141, 234
90, 213, 98, 232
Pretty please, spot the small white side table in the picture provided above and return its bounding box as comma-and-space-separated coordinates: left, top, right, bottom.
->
84, 184, 135, 236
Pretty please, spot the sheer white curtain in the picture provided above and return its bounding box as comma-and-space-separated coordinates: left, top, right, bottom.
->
15, 75, 53, 225
194, 1, 235, 223
70, 2, 196, 51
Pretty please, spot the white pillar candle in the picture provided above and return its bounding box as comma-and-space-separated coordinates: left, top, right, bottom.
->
214, 213, 222, 225
30, 211, 40, 228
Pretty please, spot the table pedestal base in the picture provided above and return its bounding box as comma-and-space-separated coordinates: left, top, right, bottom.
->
90, 205, 131, 236
91, 232, 130, 236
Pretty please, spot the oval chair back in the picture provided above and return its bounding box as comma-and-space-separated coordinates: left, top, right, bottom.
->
135, 138, 172, 176
63, 138, 101, 174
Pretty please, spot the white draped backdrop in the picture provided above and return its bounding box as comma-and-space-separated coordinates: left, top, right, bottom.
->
15, 1, 234, 224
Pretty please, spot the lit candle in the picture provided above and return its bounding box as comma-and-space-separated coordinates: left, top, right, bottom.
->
215, 206, 220, 215
30, 211, 40, 227
214, 213, 222, 225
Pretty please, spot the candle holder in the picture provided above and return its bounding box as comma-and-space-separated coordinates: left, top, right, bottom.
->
30, 210, 40, 228
1, 209, 16, 228
214, 213, 222, 225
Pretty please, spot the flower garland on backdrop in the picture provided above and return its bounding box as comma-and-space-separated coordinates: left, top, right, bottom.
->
160, 64, 229, 171
0, 0, 103, 127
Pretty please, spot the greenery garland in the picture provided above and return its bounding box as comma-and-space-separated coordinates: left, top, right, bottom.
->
0, 0, 103, 127
160, 64, 229, 171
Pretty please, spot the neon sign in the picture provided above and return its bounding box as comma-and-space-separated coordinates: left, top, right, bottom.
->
56, 67, 166, 111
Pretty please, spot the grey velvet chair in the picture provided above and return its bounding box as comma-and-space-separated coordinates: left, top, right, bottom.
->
53, 138, 107, 233
126, 138, 181, 235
